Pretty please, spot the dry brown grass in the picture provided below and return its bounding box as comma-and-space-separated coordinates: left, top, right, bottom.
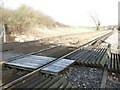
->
1, 5, 58, 34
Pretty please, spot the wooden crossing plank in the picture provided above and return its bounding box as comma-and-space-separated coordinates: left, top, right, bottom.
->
41, 59, 75, 75
6, 55, 55, 70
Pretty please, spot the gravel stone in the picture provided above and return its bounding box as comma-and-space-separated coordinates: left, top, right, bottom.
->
106, 72, 120, 89
66, 65, 103, 88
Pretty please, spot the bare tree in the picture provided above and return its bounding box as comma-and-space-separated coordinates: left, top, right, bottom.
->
90, 12, 101, 30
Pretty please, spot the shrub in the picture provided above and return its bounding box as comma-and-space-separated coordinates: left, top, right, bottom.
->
1, 5, 57, 34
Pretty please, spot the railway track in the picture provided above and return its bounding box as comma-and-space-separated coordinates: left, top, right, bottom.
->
1, 45, 74, 86
1, 31, 119, 89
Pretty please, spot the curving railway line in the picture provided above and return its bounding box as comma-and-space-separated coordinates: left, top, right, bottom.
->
0, 31, 120, 89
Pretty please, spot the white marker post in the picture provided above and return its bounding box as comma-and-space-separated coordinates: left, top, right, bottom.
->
3, 25, 6, 42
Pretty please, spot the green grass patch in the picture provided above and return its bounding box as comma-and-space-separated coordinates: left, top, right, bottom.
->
72, 26, 96, 30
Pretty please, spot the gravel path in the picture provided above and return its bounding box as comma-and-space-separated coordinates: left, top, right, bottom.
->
105, 30, 120, 54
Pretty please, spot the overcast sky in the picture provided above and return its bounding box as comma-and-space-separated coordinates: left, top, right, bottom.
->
1, 0, 119, 26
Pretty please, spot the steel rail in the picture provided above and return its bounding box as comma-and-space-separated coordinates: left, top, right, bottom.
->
4, 45, 61, 62
0, 31, 113, 89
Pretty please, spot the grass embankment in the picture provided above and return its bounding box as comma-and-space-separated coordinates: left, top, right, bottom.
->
1, 5, 66, 35
1, 5, 97, 42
